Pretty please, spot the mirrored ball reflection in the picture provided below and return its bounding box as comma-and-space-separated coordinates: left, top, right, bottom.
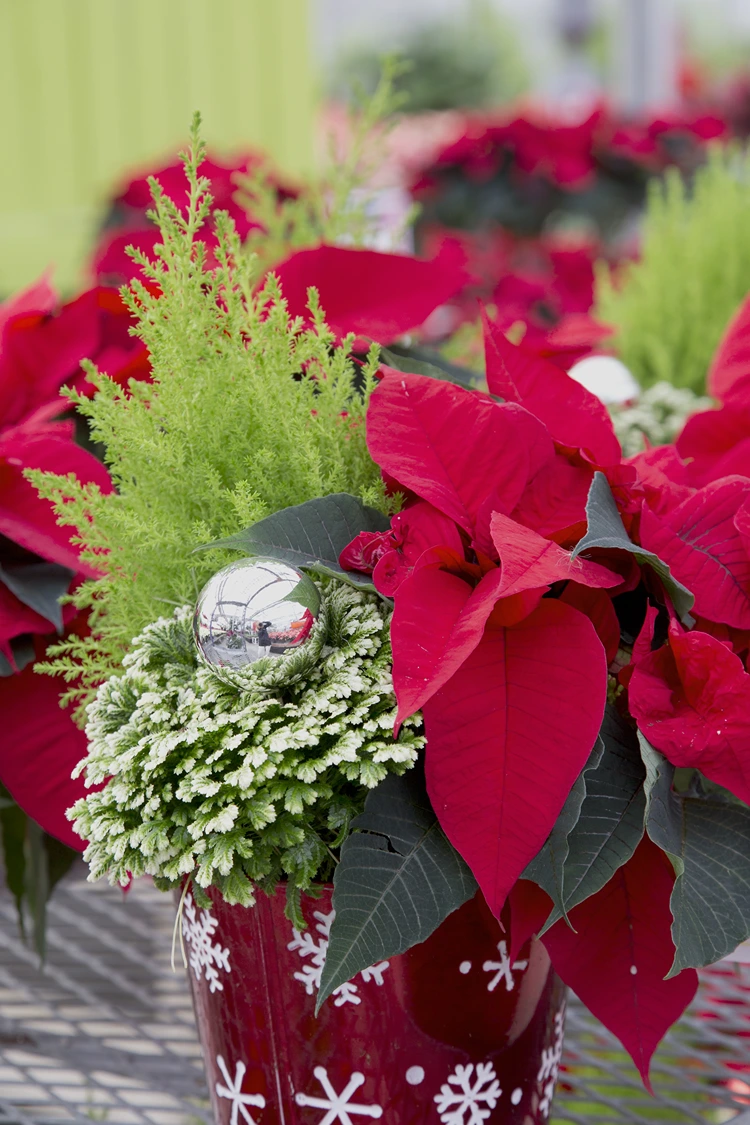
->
193, 558, 318, 671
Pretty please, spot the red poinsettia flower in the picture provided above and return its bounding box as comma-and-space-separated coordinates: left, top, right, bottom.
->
337, 315, 720, 1081
341, 323, 625, 924
0, 615, 95, 851
0, 278, 117, 576
639, 476, 750, 628
415, 225, 606, 366
415, 107, 604, 193
629, 606, 750, 803
498, 107, 603, 188
607, 109, 728, 172
0, 279, 150, 417
0, 276, 152, 847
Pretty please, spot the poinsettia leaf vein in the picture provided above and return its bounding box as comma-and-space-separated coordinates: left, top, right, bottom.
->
196, 493, 389, 592
317, 769, 477, 1011
535, 705, 646, 934
640, 732, 750, 974
573, 471, 695, 621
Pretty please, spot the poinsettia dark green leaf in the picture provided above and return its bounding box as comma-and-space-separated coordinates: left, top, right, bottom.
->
317, 769, 477, 1011
0, 562, 73, 632
0, 637, 36, 677
640, 733, 750, 975
380, 345, 483, 391
522, 736, 604, 923
539, 704, 646, 934
572, 472, 695, 622
0, 785, 78, 961
0, 785, 27, 923
195, 494, 390, 593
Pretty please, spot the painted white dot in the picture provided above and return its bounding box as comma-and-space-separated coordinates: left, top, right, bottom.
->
511, 1088, 523, 1106
630, 965, 638, 975
459, 961, 472, 974
406, 1066, 425, 1086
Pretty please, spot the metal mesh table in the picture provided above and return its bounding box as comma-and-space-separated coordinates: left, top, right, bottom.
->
2, 870, 750, 1124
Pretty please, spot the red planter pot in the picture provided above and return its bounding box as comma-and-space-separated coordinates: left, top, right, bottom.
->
183, 887, 567, 1125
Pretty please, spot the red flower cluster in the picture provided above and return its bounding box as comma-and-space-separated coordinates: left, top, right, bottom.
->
418, 226, 609, 367
607, 109, 728, 171
408, 102, 729, 360
0, 276, 149, 849
411, 103, 728, 200
340, 312, 750, 1081
413, 107, 605, 190
0, 277, 120, 592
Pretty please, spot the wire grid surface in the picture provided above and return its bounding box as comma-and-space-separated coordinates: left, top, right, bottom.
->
2, 873, 750, 1125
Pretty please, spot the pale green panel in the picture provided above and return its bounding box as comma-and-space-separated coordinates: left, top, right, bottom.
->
0, 0, 314, 296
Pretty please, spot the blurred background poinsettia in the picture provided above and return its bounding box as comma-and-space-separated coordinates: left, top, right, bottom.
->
5, 0, 750, 950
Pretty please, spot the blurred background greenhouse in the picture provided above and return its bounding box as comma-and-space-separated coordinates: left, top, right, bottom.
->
4, 0, 750, 293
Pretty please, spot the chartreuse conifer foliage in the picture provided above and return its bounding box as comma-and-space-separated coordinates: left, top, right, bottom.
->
240, 57, 415, 268
597, 147, 750, 393
30, 117, 387, 714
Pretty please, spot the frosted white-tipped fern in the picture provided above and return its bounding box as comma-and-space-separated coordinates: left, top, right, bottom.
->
70, 581, 423, 908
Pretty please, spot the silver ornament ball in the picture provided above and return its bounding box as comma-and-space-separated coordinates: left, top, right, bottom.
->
193, 557, 320, 671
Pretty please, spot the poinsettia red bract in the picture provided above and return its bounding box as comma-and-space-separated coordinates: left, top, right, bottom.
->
629, 609, 750, 804
272, 243, 470, 345
340, 326, 623, 923
424, 600, 607, 917
543, 837, 698, 1088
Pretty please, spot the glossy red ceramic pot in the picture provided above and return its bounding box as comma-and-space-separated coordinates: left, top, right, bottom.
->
183, 887, 566, 1125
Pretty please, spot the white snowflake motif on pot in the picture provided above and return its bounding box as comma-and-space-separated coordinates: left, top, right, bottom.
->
482, 940, 528, 993
215, 1055, 266, 1125
288, 910, 389, 1007
295, 1065, 383, 1125
182, 892, 231, 992
537, 1009, 566, 1119
434, 1062, 502, 1125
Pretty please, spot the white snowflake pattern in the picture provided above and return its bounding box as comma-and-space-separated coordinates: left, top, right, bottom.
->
537, 1009, 565, 1118
295, 1065, 383, 1125
482, 941, 528, 993
359, 962, 389, 986
434, 1062, 502, 1125
215, 1055, 266, 1125
182, 893, 231, 992
288, 910, 389, 1007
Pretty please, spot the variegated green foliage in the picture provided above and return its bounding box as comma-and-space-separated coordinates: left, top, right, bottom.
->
70, 581, 423, 910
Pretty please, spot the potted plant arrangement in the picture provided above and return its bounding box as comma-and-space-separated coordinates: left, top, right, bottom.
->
25, 120, 750, 1125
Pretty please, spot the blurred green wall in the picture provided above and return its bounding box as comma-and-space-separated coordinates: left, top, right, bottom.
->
0, 0, 314, 296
